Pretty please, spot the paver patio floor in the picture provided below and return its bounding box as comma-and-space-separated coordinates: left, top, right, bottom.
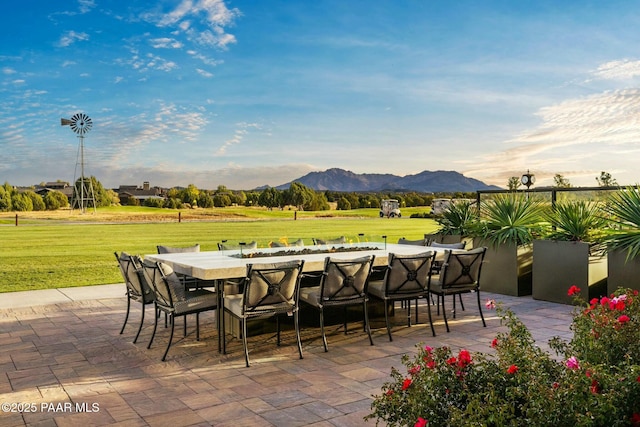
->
0, 285, 573, 426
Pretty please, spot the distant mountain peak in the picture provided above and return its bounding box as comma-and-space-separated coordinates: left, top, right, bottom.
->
276, 168, 501, 192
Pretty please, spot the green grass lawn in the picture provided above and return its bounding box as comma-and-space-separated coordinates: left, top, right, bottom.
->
0, 206, 438, 292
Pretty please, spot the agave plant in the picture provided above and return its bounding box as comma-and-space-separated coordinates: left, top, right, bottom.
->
476, 193, 546, 247
544, 200, 607, 243
435, 200, 478, 236
603, 186, 640, 260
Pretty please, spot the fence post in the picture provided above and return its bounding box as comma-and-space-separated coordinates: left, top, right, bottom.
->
15, 214, 18, 226
178, 212, 181, 223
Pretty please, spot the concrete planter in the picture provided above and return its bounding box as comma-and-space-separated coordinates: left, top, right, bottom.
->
533, 240, 607, 305
607, 248, 640, 295
473, 238, 532, 296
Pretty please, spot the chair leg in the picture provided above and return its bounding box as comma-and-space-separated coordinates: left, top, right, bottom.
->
452, 294, 457, 319
242, 318, 250, 367
343, 306, 348, 335
384, 300, 393, 342
120, 297, 131, 335
148, 305, 159, 349
294, 310, 303, 360
459, 294, 465, 311
184, 315, 187, 337
476, 291, 486, 327
222, 309, 227, 355
162, 314, 175, 361
276, 315, 281, 346
441, 295, 450, 333
363, 300, 373, 346
320, 309, 328, 352
133, 303, 146, 344
406, 298, 411, 327
426, 295, 436, 337
196, 312, 200, 341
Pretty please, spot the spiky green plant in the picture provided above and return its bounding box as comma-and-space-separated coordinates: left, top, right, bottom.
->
544, 200, 606, 243
436, 200, 478, 236
476, 193, 546, 247
603, 186, 640, 261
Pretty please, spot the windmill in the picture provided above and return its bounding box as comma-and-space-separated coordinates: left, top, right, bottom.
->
61, 113, 96, 213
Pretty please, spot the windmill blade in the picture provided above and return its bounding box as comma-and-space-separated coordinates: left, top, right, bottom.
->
61, 118, 72, 126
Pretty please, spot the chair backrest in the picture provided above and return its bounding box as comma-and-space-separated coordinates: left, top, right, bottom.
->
313, 236, 346, 245
319, 255, 374, 303
157, 244, 200, 254
439, 247, 487, 290
430, 241, 466, 250
397, 237, 429, 246
270, 238, 304, 248
383, 252, 435, 295
141, 259, 186, 310
218, 241, 258, 251
242, 260, 305, 315
115, 252, 153, 301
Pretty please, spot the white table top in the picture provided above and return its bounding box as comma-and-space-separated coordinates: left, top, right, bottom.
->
145, 242, 443, 280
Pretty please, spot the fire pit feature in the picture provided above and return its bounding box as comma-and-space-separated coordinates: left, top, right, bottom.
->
231, 245, 382, 259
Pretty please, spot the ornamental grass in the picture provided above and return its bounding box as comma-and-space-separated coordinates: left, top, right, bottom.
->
367, 287, 640, 426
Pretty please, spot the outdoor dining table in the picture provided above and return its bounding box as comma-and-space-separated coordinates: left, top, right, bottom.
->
145, 242, 449, 352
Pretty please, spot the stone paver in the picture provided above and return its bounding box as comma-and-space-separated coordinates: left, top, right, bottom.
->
0, 285, 573, 426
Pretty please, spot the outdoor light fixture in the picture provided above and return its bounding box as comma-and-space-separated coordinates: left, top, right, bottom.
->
521, 170, 536, 189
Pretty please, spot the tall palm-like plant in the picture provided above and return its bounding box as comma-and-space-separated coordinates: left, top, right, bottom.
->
603, 186, 640, 260
476, 193, 546, 247
436, 200, 478, 236
544, 200, 606, 243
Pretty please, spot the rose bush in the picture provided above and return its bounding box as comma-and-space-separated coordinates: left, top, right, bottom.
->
366, 287, 640, 426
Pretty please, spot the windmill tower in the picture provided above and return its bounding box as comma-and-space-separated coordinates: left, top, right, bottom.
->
61, 113, 96, 213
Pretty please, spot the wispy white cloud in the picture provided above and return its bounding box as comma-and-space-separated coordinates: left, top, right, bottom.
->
58, 30, 89, 47
150, 37, 184, 49
216, 122, 261, 155
148, 0, 240, 49
196, 68, 213, 77
2, 67, 16, 75
592, 59, 640, 81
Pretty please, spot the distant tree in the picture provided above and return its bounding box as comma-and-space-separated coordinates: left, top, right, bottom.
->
144, 198, 164, 208
164, 197, 183, 209
11, 193, 32, 211
181, 184, 200, 206
284, 182, 314, 210
0, 185, 12, 211
198, 192, 214, 208
336, 197, 351, 210
553, 174, 572, 188
44, 190, 69, 210
507, 177, 522, 191
306, 191, 330, 211
23, 191, 45, 211
73, 176, 111, 207
106, 189, 120, 205
258, 187, 282, 209
596, 171, 618, 187
213, 193, 231, 207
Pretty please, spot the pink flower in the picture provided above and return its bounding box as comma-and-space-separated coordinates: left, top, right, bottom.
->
565, 356, 580, 370
507, 365, 518, 374
426, 360, 436, 369
618, 314, 631, 323
424, 345, 433, 353
491, 338, 498, 348
446, 357, 457, 366
385, 389, 394, 396
568, 285, 581, 296
600, 296, 610, 307
485, 299, 496, 309
414, 417, 428, 427
408, 365, 421, 376
402, 378, 412, 390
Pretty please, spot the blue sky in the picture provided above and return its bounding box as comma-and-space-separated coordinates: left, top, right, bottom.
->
3, 0, 640, 190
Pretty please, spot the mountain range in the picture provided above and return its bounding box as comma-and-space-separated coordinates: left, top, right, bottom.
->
275, 168, 502, 193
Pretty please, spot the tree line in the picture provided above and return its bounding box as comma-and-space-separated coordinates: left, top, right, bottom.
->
0, 176, 474, 212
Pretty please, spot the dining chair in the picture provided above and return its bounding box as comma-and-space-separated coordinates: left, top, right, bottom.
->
222, 260, 305, 367
156, 244, 201, 290
313, 236, 346, 245
427, 247, 487, 336
299, 255, 375, 351
217, 241, 258, 251
367, 251, 435, 341
141, 259, 218, 361
429, 241, 468, 312
114, 251, 154, 343
397, 237, 429, 246
270, 238, 304, 248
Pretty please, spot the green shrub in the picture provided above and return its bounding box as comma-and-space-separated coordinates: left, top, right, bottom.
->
367, 287, 640, 426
